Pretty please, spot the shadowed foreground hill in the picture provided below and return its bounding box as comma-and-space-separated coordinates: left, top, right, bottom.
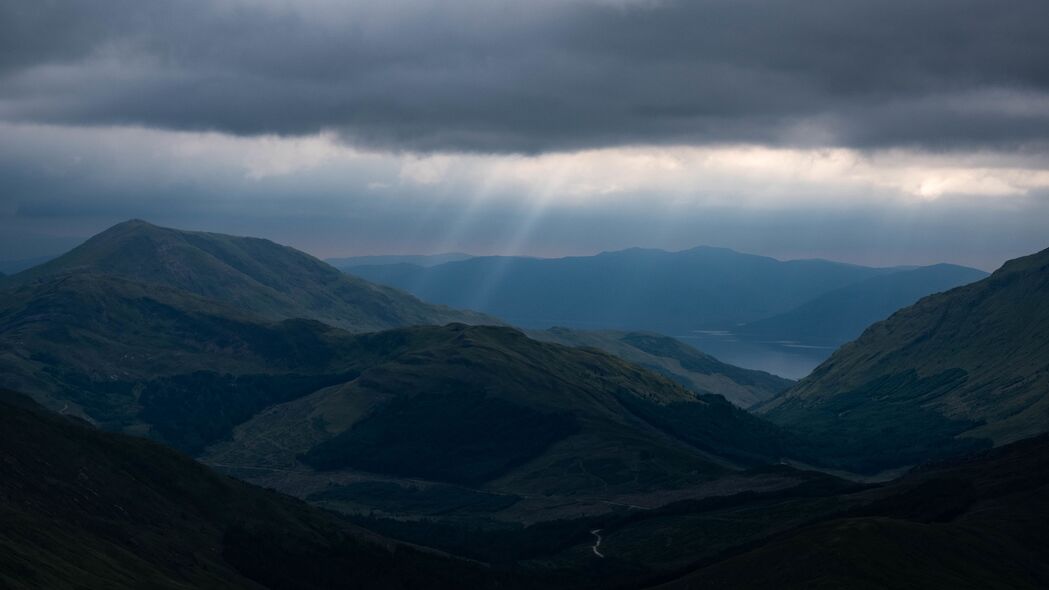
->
0, 220, 493, 332
0, 392, 510, 590
760, 246, 1049, 473
652, 435, 1049, 590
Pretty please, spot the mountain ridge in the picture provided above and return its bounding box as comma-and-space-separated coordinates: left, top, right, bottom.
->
759, 246, 1049, 472
1, 219, 495, 332
347, 246, 906, 332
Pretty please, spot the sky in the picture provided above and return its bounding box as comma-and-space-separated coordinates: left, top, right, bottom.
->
1, 0, 1048, 270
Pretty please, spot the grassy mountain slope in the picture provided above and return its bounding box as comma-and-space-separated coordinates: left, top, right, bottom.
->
760, 247, 1049, 472
205, 324, 801, 501
653, 435, 1049, 590
0, 269, 802, 511
739, 264, 988, 345
1, 220, 492, 332
531, 328, 793, 408
0, 392, 511, 590
0, 272, 380, 449
347, 247, 896, 331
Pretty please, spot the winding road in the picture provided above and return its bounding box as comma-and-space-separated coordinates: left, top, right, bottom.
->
590, 529, 605, 558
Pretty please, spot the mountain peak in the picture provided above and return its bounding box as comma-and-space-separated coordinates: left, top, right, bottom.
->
3, 221, 494, 332
991, 245, 1049, 278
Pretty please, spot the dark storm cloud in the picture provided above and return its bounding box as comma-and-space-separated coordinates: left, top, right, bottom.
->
1, 0, 1048, 153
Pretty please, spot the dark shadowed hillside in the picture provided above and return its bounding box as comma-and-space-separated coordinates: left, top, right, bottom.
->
760, 247, 1049, 473
1, 220, 493, 332
652, 435, 1049, 590
0, 392, 513, 590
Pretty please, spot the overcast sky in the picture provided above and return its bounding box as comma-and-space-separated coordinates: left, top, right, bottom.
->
2, 0, 1048, 270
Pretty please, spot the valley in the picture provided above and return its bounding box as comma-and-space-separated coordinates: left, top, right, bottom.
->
0, 221, 1045, 589
4, 4, 1047, 587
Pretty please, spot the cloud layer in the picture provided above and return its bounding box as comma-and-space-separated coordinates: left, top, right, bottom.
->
2, 122, 1046, 270
3, 0, 1049, 152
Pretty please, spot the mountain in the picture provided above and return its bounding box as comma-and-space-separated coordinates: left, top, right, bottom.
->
346, 247, 900, 332
759, 247, 1049, 473
739, 264, 988, 345
0, 391, 511, 590
204, 324, 802, 502
0, 262, 804, 517
531, 328, 793, 408
1, 220, 493, 332
327, 252, 473, 269
653, 435, 1049, 590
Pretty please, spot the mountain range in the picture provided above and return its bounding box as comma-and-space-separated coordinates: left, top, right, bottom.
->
0, 221, 810, 517
345, 247, 986, 344
1, 220, 1046, 589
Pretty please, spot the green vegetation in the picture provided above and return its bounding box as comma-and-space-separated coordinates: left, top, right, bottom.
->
0, 244, 797, 502
1, 219, 493, 332
768, 369, 990, 472
615, 391, 805, 465
763, 246, 1049, 471
140, 371, 359, 454
301, 390, 579, 485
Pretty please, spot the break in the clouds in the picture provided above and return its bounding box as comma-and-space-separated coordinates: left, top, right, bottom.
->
2, 0, 1049, 152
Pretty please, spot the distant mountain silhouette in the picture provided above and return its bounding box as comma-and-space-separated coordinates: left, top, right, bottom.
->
739, 264, 988, 345
347, 247, 981, 336
760, 247, 1049, 473
328, 252, 473, 269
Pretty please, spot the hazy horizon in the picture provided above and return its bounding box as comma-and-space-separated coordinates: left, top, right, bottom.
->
0, 218, 1020, 273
